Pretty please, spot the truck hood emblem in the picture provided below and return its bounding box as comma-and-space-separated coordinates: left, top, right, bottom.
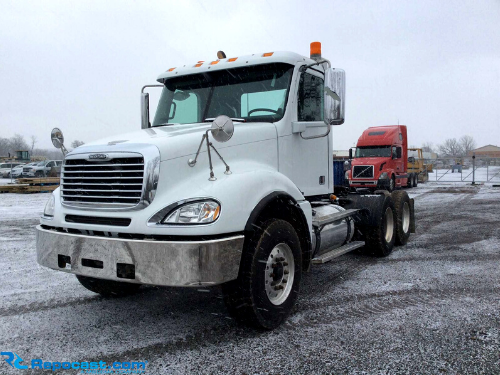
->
88, 153, 109, 161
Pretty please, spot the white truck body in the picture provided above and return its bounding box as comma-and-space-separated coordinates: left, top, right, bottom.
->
37, 46, 414, 329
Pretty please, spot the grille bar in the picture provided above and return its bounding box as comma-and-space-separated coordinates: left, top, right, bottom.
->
63, 163, 144, 168
63, 170, 144, 174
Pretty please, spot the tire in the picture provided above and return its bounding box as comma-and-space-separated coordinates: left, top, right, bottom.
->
35, 171, 44, 177
361, 194, 396, 257
406, 174, 413, 188
413, 174, 418, 187
387, 175, 395, 192
222, 219, 302, 330
391, 190, 411, 246
76, 275, 141, 297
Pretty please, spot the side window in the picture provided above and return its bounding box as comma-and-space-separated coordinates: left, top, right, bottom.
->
396, 147, 402, 159
297, 72, 324, 122
169, 91, 198, 124
46, 161, 54, 167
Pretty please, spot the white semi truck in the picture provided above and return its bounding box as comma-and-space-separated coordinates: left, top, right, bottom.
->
37, 42, 415, 329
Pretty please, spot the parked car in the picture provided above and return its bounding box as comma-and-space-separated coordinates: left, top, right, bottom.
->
0, 162, 24, 178
3, 164, 26, 178
24, 160, 62, 177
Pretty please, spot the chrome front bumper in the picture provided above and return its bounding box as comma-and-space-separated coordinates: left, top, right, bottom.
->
36, 225, 244, 287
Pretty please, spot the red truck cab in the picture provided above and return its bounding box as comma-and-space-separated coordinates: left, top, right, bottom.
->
347, 125, 408, 191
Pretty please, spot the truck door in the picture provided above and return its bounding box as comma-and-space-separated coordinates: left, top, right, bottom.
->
392, 146, 403, 175
291, 69, 330, 196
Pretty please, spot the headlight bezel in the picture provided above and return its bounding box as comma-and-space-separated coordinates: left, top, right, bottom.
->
43, 194, 55, 219
148, 198, 222, 226
379, 172, 389, 179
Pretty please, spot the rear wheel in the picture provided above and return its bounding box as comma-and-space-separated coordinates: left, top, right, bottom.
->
413, 174, 418, 187
76, 275, 141, 297
362, 194, 396, 257
392, 190, 411, 245
222, 219, 302, 330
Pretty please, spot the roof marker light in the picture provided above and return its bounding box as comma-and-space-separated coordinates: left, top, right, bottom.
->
228, 57, 238, 62
262, 52, 274, 57
210, 60, 220, 65
194, 63, 203, 67
167, 67, 176, 72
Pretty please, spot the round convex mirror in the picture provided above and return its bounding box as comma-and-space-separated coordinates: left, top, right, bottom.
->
211, 115, 234, 143
51, 128, 64, 149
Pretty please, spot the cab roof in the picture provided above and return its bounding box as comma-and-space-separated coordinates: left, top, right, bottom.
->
156, 51, 315, 82
357, 125, 407, 147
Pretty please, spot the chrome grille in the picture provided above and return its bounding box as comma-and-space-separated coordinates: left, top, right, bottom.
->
353, 165, 374, 178
61, 155, 145, 208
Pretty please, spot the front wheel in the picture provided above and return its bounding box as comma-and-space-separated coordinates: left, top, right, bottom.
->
222, 219, 302, 330
413, 174, 418, 187
35, 171, 44, 177
76, 275, 141, 297
387, 175, 395, 192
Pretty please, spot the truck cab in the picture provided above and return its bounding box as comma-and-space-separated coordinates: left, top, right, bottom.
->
347, 125, 408, 191
36, 43, 415, 330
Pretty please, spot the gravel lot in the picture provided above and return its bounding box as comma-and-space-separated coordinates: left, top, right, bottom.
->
1, 183, 499, 374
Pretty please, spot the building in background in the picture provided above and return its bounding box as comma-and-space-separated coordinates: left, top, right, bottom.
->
469, 145, 500, 158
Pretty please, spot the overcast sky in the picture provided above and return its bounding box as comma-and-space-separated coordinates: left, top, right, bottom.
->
1, 0, 499, 151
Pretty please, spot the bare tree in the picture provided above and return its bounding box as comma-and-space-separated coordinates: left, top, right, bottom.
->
71, 140, 85, 148
30, 135, 37, 154
421, 142, 434, 153
0, 138, 9, 156
8, 134, 29, 154
460, 135, 476, 156
438, 138, 463, 157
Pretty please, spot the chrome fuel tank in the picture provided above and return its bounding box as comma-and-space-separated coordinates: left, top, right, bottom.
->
313, 204, 355, 256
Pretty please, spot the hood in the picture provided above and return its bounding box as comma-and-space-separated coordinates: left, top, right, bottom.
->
351, 157, 391, 169
70, 122, 277, 161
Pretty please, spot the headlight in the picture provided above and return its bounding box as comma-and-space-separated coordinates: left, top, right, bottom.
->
345, 171, 349, 180
162, 200, 220, 224
43, 194, 55, 217
379, 172, 388, 179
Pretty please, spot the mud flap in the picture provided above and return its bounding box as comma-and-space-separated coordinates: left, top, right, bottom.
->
409, 198, 416, 233
339, 192, 388, 228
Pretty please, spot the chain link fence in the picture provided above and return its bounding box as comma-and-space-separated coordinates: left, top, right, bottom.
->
422, 156, 500, 183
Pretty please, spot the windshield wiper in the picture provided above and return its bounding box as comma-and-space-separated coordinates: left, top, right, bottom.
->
204, 118, 246, 123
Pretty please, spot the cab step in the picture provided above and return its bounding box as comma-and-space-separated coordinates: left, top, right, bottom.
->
312, 208, 359, 228
312, 241, 365, 264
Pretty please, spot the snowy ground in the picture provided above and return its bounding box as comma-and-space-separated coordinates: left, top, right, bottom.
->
1, 183, 499, 374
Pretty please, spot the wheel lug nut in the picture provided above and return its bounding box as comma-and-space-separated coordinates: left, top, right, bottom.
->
270, 273, 275, 278
283, 262, 288, 266
284, 270, 289, 275
282, 279, 287, 283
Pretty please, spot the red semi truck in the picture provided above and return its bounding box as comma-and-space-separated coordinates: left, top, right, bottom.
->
346, 125, 417, 191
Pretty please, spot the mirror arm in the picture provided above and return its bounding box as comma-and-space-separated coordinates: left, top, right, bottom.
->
141, 84, 163, 93
299, 58, 331, 72
300, 124, 330, 140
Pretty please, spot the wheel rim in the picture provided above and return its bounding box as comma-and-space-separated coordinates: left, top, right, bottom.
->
384, 207, 395, 243
265, 243, 295, 306
402, 202, 410, 233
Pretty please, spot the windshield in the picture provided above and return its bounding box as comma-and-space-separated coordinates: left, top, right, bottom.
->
355, 146, 391, 158
152, 63, 294, 126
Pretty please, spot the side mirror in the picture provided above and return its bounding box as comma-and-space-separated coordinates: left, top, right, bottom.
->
396, 147, 402, 159
324, 68, 345, 125
141, 92, 150, 129
349, 148, 353, 159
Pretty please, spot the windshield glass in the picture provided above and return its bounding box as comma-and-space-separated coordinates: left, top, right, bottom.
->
355, 146, 391, 158
153, 63, 294, 126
